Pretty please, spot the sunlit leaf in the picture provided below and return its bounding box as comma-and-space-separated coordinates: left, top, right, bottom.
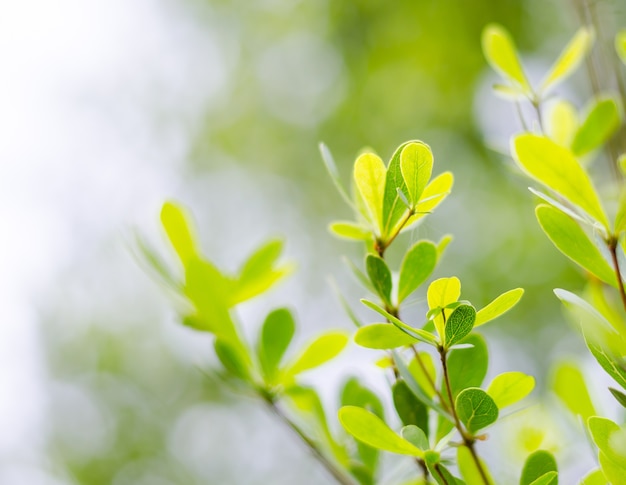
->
257, 308, 295, 383
444, 304, 476, 348
457, 445, 495, 485
338, 406, 423, 457
536, 205, 615, 286
482, 24, 531, 93
528, 187, 592, 227
283, 331, 349, 379
552, 361, 596, 420
437, 234, 453, 258
540, 27, 594, 93
398, 240, 438, 304
393, 380, 429, 438
599, 450, 626, 485
354, 153, 387, 231
521, 450, 558, 485
544, 99, 578, 147
586, 338, 626, 391
161, 201, 199, 266
512, 134, 609, 228
492, 83, 526, 100
617, 30, 626, 64
614, 192, 626, 235
475, 288, 524, 327
355, 323, 419, 349
572, 98, 622, 157
400, 142, 433, 206
329, 221, 372, 241
487, 371, 535, 409
427, 277, 461, 338
588, 417, 626, 467
456, 388, 498, 434
366, 254, 393, 307
579, 468, 606, 485
404, 172, 454, 231
382, 141, 414, 238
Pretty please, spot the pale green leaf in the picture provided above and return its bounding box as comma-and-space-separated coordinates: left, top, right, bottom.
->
456, 388, 499, 434
492, 83, 526, 100
329, 221, 372, 241
444, 304, 476, 348
355, 323, 419, 349
161, 201, 199, 266
588, 417, 626, 467
572, 98, 622, 157
437, 234, 453, 258
487, 371, 535, 409
382, 141, 414, 238
366, 254, 393, 307
427, 277, 461, 338
482, 24, 531, 93
257, 308, 295, 383
475, 288, 524, 327
552, 361, 596, 420
401, 425, 429, 450
427, 460, 464, 485
599, 451, 626, 485
512, 134, 608, 228
457, 445, 496, 485
528, 187, 592, 227
283, 331, 349, 378
614, 192, 626, 235
132, 230, 179, 291
394, 381, 429, 438
404, 172, 454, 232
617, 30, 626, 64
586, 339, 626, 391
398, 240, 438, 304
354, 153, 387, 231
540, 27, 594, 93
408, 351, 437, 399
544, 99, 579, 147
579, 468, 606, 485
400, 142, 433, 206
521, 450, 558, 485
536, 205, 615, 286
338, 406, 424, 457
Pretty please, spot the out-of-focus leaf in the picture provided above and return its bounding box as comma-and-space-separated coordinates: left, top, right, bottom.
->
586, 339, 626, 391
487, 371, 535, 409
355, 323, 419, 349
320, 142, 353, 208
579, 468, 606, 485
492, 83, 526, 99
617, 30, 626, 64
329, 221, 372, 241
398, 240, 438, 304
444, 304, 476, 347
338, 406, 423, 457
536, 205, 615, 286
427, 460, 464, 485
283, 331, 349, 379
215, 338, 250, 380
521, 450, 558, 485
457, 445, 495, 485
437, 234, 453, 258
400, 142, 433, 206
609, 387, 626, 409
401, 425, 429, 450
482, 24, 531, 93
588, 417, 626, 469
571, 98, 622, 157
475, 288, 524, 327
344, 257, 376, 293
456, 388, 498, 434
257, 308, 295, 383
408, 351, 437, 399
614, 192, 626, 235
133, 230, 179, 291
599, 450, 626, 485
354, 153, 387, 231
366, 254, 393, 307
544, 99, 579, 147
393, 380, 429, 439
552, 361, 596, 420
161, 201, 199, 266
512, 134, 609, 228
540, 27, 594, 93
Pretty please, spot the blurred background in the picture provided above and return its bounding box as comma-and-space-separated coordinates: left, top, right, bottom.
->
2, 0, 625, 483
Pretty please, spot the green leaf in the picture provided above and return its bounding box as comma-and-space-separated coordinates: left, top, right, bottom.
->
614, 192, 626, 235
609, 387, 626, 409
355, 323, 419, 349
617, 30, 626, 64
482, 24, 531, 93
579, 468, 606, 485
338, 406, 423, 457
408, 351, 437, 399
446, 334, 489, 401
257, 308, 295, 383
540, 27, 594, 93
586, 338, 626, 391
521, 450, 558, 485
572, 98, 622, 157
283, 331, 349, 379
588, 417, 626, 467
361, 299, 439, 346
354, 153, 387, 231
536, 205, 615, 286
444, 304, 476, 348
382, 141, 414, 238
161, 201, 199, 266
552, 361, 596, 420
512, 134, 609, 228
400, 142, 433, 206
398, 240, 438, 304
132, 230, 179, 291
233, 239, 293, 304
393, 380, 429, 438
404, 172, 454, 232
599, 450, 626, 485
428, 461, 464, 485
214, 338, 250, 380
329, 221, 372, 241
529, 472, 559, 485
475, 288, 524, 327
428, 277, 461, 339
457, 445, 495, 485
344, 257, 376, 293
487, 371, 535, 409
456, 388, 499, 434
401, 425, 429, 450
544, 99, 579, 147
437, 234, 453, 258
366, 254, 393, 307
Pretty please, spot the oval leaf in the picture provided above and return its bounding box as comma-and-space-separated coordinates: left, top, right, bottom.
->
283, 331, 349, 378
428, 276, 461, 338
521, 450, 558, 485
400, 142, 433, 206
482, 24, 531, 93
487, 371, 535, 409
446, 334, 489, 401
552, 361, 596, 420
540, 27, 594, 93
257, 308, 295, 383
404, 172, 454, 231
382, 141, 414, 238
571, 98, 622, 157
401, 425, 429, 450
398, 240, 438, 304
338, 406, 423, 457
366, 254, 393, 307
444, 304, 476, 347
394, 380, 429, 438
456, 388, 499, 434
544, 99, 579, 147
354, 153, 387, 231
355, 323, 419, 349
475, 288, 524, 327
161, 201, 199, 266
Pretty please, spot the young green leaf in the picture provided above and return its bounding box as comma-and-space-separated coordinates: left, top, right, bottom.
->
599, 450, 626, 485
521, 450, 558, 485
344, 256, 376, 293
482, 24, 531, 93
257, 308, 295, 383
446, 334, 489, 400
393, 380, 429, 438
398, 240, 438, 304
161, 201, 199, 266
354, 153, 387, 231
214, 338, 250, 380
588, 417, 626, 466
579, 468, 606, 485
571, 98, 622, 157
365, 254, 393, 307
617, 30, 626, 64
586, 338, 626, 391
487, 371, 535, 409
382, 141, 414, 238
400, 425, 429, 450
400, 142, 433, 206
552, 361, 596, 420
457, 445, 496, 485
329, 221, 372, 241
404, 172, 454, 231
444, 304, 476, 347
283, 331, 349, 379
540, 27, 594, 93
456, 388, 499, 434
355, 323, 419, 349
475, 288, 524, 327
338, 406, 424, 457
512, 134, 609, 229
544, 99, 579, 147
132, 230, 179, 291
408, 351, 437, 399
536, 205, 615, 287
609, 387, 626, 409
428, 276, 461, 338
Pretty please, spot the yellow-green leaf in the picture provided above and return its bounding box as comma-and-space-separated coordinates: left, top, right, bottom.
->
400, 142, 433, 206
457, 445, 496, 485
512, 134, 609, 228
354, 153, 386, 231
544, 99, 579, 147
427, 277, 461, 338
482, 24, 531, 93
580, 468, 606, 485
552, 361, 596, 420
283, 331, 349, 379
329, 221, 372, 240
571, 98, 622, 157
408, 351, 437, 399
403, 172, 454, 231
615, 192, 626, 235
355, 323, 419, 349
540, 27, 594, 93
616, 30, 626, 65
487, 371, 535, 409
161, 201, 199, 266
475, 288, 524, 327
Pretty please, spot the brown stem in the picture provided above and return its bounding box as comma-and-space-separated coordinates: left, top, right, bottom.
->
608, 237, 626, 312
411, 345, 449, 413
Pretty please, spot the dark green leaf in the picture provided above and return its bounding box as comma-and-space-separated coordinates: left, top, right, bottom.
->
257, 308, 295, 383
393, 380, 429, 438
398, 240, 438, 303
609, 387, 626, 409
446, 334, 489, 400
366, 254, 393, 306
456, 388, 499, 434
529, 472, 559, 485
444, 305, 476, 348
520, 450, 558, 485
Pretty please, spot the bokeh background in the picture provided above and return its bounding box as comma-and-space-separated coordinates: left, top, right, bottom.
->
2, 0, 625, 483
